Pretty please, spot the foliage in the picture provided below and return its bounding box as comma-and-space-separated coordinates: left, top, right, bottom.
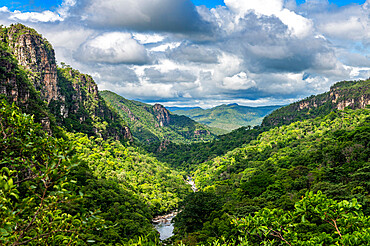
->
146, 127, 262, 172
174, 107, 370, 244
68, 162, 159, 244
67, 132, 191, 215
235, 191, 370, 245
0, 37, 61, 136
54, 66, 130, 141
0, 99, 99, 245
261, 79, 370, 128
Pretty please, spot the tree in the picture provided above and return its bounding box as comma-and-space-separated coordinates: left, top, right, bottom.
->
235, 191, 370, 245
0, 99, 99, 245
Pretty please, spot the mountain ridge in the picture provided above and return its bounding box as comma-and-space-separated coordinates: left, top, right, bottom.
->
170, 103, 281, 132
262, 79, 370, 128
100, 90, 217, 144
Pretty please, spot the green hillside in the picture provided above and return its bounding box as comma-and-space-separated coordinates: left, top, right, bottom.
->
100, 90, 217, 143
170, 104, 281, 132
262, 79, 370, 128
173, 107, 370, 245
1, 24, 131, 141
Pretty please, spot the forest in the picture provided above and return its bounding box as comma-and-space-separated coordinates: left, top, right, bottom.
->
0, 23, 369, 245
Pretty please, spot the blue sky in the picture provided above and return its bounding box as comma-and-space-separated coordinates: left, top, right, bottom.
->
0, 0, 369, 107
5, 0, 367, 11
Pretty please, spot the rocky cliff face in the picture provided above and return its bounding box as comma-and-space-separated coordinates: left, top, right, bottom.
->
262, 79, 370, 128
0, 44, 53, 133
6, 24, 61, 104
153, 104, 171, 127
0, 48, 29, 103
1, 24, 132, 141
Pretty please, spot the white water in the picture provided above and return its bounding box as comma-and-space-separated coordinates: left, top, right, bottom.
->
154, 216, 175, 241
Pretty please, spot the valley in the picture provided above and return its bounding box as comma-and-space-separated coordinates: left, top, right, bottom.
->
0, 23, 369, 246
169, 103, 281, 132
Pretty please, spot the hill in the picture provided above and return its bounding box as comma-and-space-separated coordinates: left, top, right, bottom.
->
262, 79, 370, 128
173, 106, 370, 245
170, 103, 281, 132
100, 90, 217, 143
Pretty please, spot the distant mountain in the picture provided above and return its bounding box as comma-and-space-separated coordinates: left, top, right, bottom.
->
166, 106, 202, 112
169, 103, 282, 132
100, 90, 217, 144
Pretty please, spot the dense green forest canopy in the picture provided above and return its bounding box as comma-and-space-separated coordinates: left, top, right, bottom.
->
172, 107, 370, 245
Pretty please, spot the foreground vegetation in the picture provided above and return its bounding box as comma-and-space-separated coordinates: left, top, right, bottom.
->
0, 99, 190, 245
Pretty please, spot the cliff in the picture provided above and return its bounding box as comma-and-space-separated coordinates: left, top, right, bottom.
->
0, 24, 131, 141
0, 42, 54, 133
262, 79, 370, 128
6, 24, 61, 104
153, 104, 171, 127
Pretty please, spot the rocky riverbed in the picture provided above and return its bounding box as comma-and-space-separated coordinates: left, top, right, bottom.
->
153, 211, 178, 241
153, 177, 197, 241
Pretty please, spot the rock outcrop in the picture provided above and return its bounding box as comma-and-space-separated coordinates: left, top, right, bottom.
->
0, 43, 53, 133
262, 79, 370, 128
153, 104, 171, 127
6, 24, 61, 104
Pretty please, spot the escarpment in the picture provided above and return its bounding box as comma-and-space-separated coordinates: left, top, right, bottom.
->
0, 24, 132, 141
262, 79, 370, 128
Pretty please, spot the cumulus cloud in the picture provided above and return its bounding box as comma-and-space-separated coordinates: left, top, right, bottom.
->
6, 9, 62, 22
221, 72, 257, 90
75, 32, 149, 64
168, 43, 220, 64
224, 0, 314, 38
71, 0, 211, 32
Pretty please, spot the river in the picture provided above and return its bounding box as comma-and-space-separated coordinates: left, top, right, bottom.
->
153, 177, 197, 241
152, 212, 177, 241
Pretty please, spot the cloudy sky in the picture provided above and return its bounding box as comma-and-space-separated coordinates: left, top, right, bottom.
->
1, 0, 369, 108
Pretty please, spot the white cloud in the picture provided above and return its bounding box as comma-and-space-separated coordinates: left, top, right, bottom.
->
0, 6, 9, 12
319, 16, 369, 41
76, 32, 149, 64
224, 0, 313, 38
9, 10, 63, 22
1, 0, 369, 107
221, 72, 256, 90
57, 0, 76, 19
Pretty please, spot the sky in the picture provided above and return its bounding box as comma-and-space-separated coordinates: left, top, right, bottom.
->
0, 0, 369, 108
